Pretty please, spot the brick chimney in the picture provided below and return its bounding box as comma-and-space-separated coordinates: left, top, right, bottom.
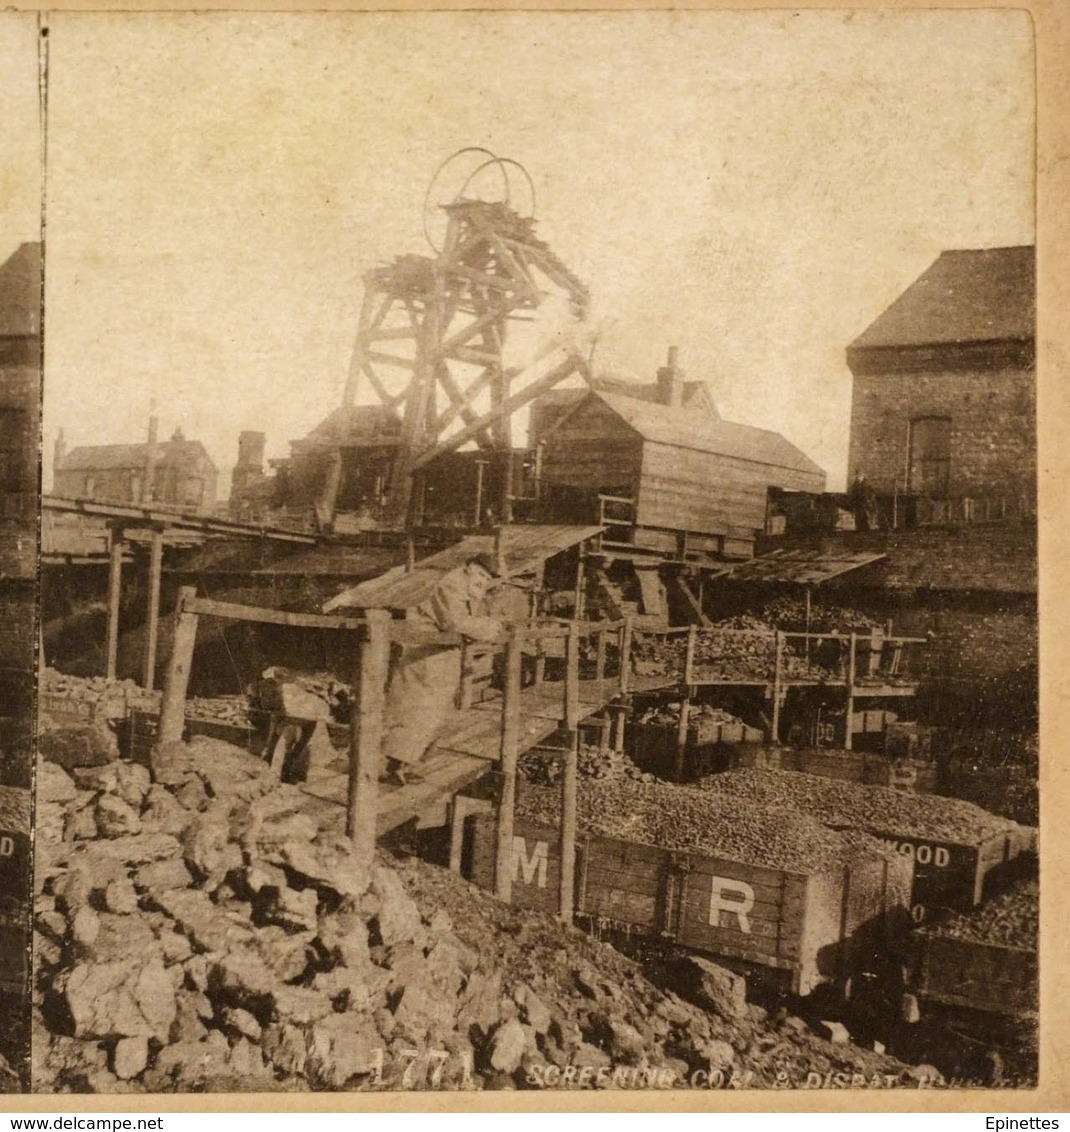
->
53, 428, 66, 478
231, 430, 267, 498
143, 405, 159, 503
656, 346, 683, 408
237, 430, 266, 473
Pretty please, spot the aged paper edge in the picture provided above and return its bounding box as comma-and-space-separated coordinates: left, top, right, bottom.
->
5, 0, 1068, 1115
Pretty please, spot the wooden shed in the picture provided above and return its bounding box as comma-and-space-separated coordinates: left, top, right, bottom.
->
534, 382, 826, 558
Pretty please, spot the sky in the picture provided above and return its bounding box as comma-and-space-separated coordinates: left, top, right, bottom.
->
0, 17, 41, 268
35, 10, 1034, 493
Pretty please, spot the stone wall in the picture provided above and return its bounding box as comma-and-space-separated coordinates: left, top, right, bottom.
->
847, 366, 1035, 501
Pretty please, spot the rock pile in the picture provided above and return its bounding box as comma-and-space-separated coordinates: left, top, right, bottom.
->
34, 735, 921, 1093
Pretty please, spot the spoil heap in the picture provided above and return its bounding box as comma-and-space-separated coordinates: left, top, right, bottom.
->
34, 737, 920, 1093
923, 880, 1038, 952
516, 778, 902, 875
696, 769, 1023, 845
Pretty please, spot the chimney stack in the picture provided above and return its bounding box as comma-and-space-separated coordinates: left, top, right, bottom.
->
237, 430, 266, 473
143, 403, 159, 504
231, 430, 267, 500
656, 345, 683, 408
53, 428, 67, 477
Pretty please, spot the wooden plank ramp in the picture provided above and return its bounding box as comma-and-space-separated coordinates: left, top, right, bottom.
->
300, 673, 672, 835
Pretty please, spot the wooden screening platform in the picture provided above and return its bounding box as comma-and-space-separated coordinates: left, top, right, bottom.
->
466, 813, 913, 996
300, 672, 673, 834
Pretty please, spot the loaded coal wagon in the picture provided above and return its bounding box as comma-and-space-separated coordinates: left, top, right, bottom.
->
463, 778, 913, 997
0, 786, 30, 995
901, 879, 1038, 1085
697, 770, 1035, 925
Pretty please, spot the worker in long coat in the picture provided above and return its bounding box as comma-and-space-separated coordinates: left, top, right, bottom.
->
382, 553, 503, 784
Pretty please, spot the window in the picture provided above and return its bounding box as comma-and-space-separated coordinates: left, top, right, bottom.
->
908, 416, 951, 497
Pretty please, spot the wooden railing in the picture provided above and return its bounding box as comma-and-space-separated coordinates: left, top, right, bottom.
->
631, 624, 929, 752
158, 587, 633, 922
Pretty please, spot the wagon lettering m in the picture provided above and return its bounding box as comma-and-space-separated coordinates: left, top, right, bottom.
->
709, 876, 755, 933
513, 836, 549, 888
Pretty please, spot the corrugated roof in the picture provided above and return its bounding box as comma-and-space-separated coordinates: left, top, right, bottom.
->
595, 392, 826, 478
727, 548, 886, 585
60, 438, 216, 473
0, 242, 40, 339
850, 246, 1035, 351
324, 523, 603, 610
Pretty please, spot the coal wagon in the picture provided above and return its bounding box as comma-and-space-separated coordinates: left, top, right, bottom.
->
465, 812, 912, 997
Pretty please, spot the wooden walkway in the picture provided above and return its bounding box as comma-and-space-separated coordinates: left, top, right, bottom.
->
301, 673, 672, 834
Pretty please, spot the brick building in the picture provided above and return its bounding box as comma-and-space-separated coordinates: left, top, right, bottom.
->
54, 423, 219, 511
0, 241, 40, 789
0, 242, 41, 531
846, 246, 1035, 517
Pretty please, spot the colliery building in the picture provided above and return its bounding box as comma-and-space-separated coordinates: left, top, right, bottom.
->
532, 350, 826, 561
54, 423, 219, 511
847, 245, 1035, 523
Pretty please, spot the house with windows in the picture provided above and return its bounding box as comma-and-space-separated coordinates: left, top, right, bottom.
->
54, 423, 219, 511
846, 246, 1035, 523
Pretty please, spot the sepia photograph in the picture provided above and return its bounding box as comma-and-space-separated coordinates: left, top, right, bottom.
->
29, 8, 1041, 1098
0, 11, 42, 1096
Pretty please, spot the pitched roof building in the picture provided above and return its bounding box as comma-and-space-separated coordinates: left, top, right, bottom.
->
532, 349, 826, 559
846, 246, 1035, 514
54, 426, 219, 511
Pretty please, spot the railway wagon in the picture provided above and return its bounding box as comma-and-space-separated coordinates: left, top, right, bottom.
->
699, 770, 1034, 926
864, 825, 1033, 925
727, 747, 939, 793
0, 791, 30, 994
465, 814, 912, 996
911, 932, 1037, 1017
628, 719, 763, 777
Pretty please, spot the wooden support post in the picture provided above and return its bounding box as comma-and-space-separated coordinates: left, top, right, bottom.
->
675, 626, 698, 780
805, 587, 812, 662
619, 616, 633, 695
771, 629, 783, 744
143, 527, 164, 690
449, 795, 471, 873
674, 694, 691, 782
105, 525, 124, 680
595, 626, 607, 692
157, 586, 199, 749
494, 627, 524, 902
845, 632, 857, 751
613, 701, 627, 752
573, 544, 585, 621
560, 621, 581, 923
347, 609, 391, 857
474, 460, 486, 526
683, 624, 697, 685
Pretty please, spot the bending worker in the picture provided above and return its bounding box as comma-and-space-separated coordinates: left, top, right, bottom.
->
382, 553, 504, 785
